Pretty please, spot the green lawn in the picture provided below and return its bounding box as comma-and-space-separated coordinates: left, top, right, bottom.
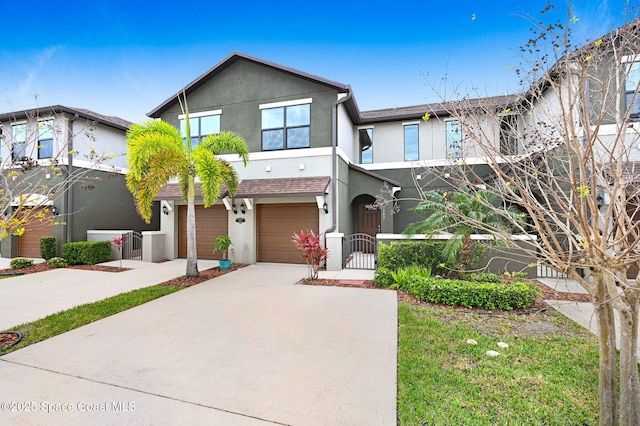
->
398, 302, 599, 425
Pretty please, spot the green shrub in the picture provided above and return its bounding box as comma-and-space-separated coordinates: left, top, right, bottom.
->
466, 272, 502, 283
377, 241, 458, 276
10, 257, 34, 269
40, 237, 57, 260
62, 241, 111, 265
46, 257, 68, 268
405, 277, 541, 310
390, 265, 432, 291
374, 266, 395, 287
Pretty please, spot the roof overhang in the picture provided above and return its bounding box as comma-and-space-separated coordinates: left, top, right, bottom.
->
154, 176, 331, 201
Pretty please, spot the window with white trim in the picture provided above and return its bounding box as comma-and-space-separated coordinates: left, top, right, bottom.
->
11, 123, 26, 160
625, 60, 640, 118
261, 101, 310, 150
359, 128, 373, 164
38, 120, 54, 159
179, 111, 221, 147
446, 120, 462, 158
404, 124, 419, 161
499, 115, 519, 155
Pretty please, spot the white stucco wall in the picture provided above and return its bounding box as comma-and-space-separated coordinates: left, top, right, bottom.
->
0, 113, 128, 172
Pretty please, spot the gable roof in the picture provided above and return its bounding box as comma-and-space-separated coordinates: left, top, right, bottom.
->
148, 51, 353, 119
0, 105, 131, 131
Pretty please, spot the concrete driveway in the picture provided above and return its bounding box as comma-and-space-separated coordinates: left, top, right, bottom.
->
0, 259, 216, 330
0, 263, 397, 425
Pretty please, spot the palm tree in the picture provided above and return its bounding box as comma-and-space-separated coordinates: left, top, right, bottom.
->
126, 106, 249, 277
405, 189, 520, 277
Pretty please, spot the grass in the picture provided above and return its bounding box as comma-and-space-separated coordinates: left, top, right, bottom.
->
397, 302, 600, 425
1, 284, 183, 355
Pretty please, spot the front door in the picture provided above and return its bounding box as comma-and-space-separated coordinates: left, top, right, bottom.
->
358, 203, 380, 253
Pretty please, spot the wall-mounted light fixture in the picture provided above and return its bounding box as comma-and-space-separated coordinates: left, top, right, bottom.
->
162, 205, 169, 215
232, 204, 238, 214
323, 202, 329, 214
51, 205, 59, 216
240, 202, 246, 214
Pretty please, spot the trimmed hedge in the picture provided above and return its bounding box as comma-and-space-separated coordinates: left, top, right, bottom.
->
400, 277, 541, 310
62, 241, 111, 265
40, 237, 57, 260
375, 241, 455, 286
10, 257, 34, 269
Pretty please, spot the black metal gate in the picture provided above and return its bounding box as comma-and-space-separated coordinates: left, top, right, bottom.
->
343, 233, 377, 270
122, 231, 142, 260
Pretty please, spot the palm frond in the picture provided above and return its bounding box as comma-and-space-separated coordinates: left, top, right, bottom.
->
126, 121, 188, 222
199, 131, 250, 166
192, 147, 223, 207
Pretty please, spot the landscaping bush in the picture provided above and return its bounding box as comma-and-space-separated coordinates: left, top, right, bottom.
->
403, 277, 541, 310
40, 237, 57, 260
62, 241, 111, 265
10, 257, 34, 269
466, 272, 502, 283
46, 257, 68, 268
390, 265, 432, 290
378, 241, 454, 275
374, 266, 395, 287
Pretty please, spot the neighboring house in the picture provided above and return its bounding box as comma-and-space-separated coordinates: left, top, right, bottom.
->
0, 106, 159, 258
148, 52, 515, 265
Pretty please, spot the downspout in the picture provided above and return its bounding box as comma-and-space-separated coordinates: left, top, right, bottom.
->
327, 88, 353, 233
66, 113, 79, 243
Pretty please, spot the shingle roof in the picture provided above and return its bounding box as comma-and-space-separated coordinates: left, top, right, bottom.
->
359, 94, 521, 123
154, 176, 331, 201
0, 105, 132, 131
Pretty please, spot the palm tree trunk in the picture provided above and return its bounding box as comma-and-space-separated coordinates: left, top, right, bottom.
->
186, 175, 199, 277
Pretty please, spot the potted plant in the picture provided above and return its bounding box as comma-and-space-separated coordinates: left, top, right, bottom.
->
214, 235, 232, 271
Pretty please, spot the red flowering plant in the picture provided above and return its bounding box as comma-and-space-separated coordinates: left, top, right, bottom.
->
291, 230, 329, 280
111, 234, 127, 268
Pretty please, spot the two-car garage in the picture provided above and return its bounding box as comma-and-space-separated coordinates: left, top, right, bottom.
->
161, 176, 329, 264
177, 202, 319, 264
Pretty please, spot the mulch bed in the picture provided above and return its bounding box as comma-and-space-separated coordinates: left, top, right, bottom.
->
160, 263, 246, 287
0, 332, 20, 350
0, 263, 129, 276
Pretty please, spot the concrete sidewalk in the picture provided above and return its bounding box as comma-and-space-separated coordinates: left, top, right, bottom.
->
0, 263, 397, 425
0, 259, 215, 330
540, 277, 640, 357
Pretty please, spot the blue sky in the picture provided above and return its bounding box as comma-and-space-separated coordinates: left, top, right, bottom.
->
0, 0, 631, 123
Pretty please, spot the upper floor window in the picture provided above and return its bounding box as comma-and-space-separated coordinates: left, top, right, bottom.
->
38, 120, 54, 159
499, 115, 519, 155
179, 110, 221, 147
625, 60, 640, 118
260, 99, 311, 151
404, 123, 419, 161
359, 128, 373, 164
446, 120, 462, 158
11, 123, 26, 161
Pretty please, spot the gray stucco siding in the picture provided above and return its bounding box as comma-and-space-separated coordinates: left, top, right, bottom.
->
159, 59, 339, 153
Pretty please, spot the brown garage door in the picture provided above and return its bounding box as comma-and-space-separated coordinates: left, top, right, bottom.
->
178, 205, 228, 260
18, 207, 54, 258
257, 203, 319, 263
